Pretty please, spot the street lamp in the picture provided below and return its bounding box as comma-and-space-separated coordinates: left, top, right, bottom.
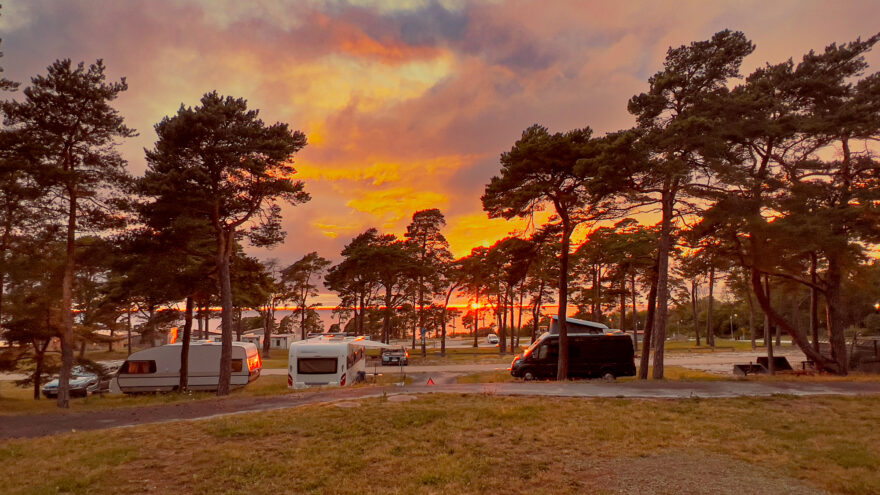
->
729, 313, 737, 340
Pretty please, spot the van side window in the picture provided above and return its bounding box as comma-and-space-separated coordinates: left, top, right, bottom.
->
125, 360, 156, 374
231, 359, 243, 372
537, 345, 548, 360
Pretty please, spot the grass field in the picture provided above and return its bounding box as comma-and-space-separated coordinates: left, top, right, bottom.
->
0, 375, 294, 416
1, 393, 879, 494
0, 371, 419, 416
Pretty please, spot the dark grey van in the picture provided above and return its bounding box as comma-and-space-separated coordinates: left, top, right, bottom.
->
510, 332, 636, 380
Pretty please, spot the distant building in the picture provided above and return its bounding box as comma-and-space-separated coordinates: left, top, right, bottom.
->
240, 332, 301, 350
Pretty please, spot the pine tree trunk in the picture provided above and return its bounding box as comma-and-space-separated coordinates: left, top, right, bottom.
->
631, 273, 638, 351
58, 187, 77, 409
810, 253, 820, 352
262, 302, 273, 359
707, 266, 715, 348
180, 296, 193, 392
651, 188, 674, 379
33, 339, 46, 400
516, 282, 524, 349
127, 306, 132, 356
619, 274, 626, 335
691, 281, 700, 346
472, 299, 478, 348
556, 219, 572, 381
764, 274, 775, 375
825, 256, 848, 374
509, 290, 516, 352
532, 279, 545, 344
383, 287, 393, 344
746, 283, 756, 350
217, 228, 234, 396
638, 257, 659, 380
500, 287, 509, 355
440, 284, 458, 357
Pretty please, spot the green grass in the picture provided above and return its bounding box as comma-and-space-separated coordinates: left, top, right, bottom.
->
2, 394, 880, 494
663, 338, 787, 352
401, 346, 518, 366
260, 356, 288, 369
0, 375, 294, 415
456, 370, 515, 383
456, 365, 723, 384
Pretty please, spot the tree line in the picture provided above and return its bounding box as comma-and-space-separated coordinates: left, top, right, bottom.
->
2, 27, 879, 408
482, 30, 880, 378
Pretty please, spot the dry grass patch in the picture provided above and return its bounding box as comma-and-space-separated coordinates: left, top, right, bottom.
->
1, 394, 879, 494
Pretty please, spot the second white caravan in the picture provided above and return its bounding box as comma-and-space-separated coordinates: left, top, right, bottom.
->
288, 340, 365, 389
116, 341, 262, 393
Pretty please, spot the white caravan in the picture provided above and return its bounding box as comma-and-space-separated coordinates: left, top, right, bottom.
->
288, 340, 366, 389
116, 341, 262, 393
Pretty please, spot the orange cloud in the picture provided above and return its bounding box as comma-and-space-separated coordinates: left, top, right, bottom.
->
346, 187, 449, 228
296, 153, 483, 186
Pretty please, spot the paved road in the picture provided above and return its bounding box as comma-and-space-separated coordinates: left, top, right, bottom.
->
4, 379, 880, 440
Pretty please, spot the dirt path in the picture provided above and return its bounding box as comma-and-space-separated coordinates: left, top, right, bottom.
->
4, 380, 880, 440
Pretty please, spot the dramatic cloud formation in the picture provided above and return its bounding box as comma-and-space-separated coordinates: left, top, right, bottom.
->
3, 0, 878, 263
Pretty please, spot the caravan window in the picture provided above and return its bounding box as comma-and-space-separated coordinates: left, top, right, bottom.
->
231, 359, 243, 372
125, 360, 156, 374
298, 357, 338, 374
347, 348, 364, 368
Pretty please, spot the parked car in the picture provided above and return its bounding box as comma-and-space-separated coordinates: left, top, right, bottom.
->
42, 366, 101, 398
487, 334, 500, 345
381, 346, 409, 366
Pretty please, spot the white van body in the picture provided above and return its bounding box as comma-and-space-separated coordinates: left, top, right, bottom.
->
288, 340, 365, 389
116, 341, 262, 393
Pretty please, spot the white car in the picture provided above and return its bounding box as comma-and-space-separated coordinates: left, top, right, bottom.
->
487, 334, 499, 345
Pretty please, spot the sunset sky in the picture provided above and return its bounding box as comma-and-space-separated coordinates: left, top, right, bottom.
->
3, 0, 879, 266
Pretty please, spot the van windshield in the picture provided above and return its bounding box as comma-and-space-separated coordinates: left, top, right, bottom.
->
523, 335, 546, 356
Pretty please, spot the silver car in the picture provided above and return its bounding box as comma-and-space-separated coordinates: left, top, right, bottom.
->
42, 366, 100, 398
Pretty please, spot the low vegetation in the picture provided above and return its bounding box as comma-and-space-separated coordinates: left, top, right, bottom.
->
2, 393, 879, 494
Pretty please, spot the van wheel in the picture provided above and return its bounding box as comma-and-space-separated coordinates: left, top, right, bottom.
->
601, 371, 616, 381
522, 370, 536, 381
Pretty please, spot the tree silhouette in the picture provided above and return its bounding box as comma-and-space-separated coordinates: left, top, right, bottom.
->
142, 92, 308, 394
3, 59, 134, 407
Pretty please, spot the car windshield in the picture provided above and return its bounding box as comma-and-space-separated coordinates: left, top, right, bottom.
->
383, 347, 405, 355
70, 366, 95, 377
